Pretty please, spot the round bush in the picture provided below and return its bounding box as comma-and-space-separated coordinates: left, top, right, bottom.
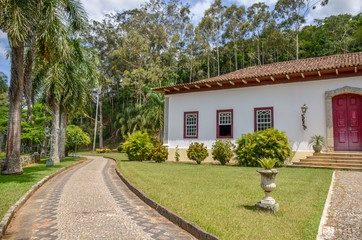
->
212, 139, 235, 165
235, 128, 292, 167
187, 142, 209, 164
122, 131, 154, 161
149, 141, 168, 163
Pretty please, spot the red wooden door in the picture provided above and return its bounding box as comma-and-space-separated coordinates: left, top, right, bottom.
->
332, 94, 362, 151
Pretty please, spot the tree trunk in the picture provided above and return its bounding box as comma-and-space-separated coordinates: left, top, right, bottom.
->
58, 110, 67, 160
2, 44, 24, 175
207, 55, 210, 79
51, 98, 60, 164
40, 140, 47, 157
99, 94, 103, 149
0, 132, 4, 153
92, 87, 100, 152
24, 46, 33, 123
234, 42, 238, 71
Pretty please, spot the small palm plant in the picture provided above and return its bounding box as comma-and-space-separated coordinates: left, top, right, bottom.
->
257, 157, 278, 169
308, 135, 326, 153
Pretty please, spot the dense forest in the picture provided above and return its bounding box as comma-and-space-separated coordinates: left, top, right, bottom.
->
1, 0, 361, 154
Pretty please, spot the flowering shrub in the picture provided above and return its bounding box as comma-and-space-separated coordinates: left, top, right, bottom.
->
187, 142, 208, 164
122, 131, 154, 161
149, 141, 168, 163
212, 139, 235, 165
235, 128, 291, 167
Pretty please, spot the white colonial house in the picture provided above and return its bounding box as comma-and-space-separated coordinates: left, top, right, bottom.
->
152, 52, 362, 163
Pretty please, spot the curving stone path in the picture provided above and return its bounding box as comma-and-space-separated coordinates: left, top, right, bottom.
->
3, 156, 195, 240
318, 170, 362, 240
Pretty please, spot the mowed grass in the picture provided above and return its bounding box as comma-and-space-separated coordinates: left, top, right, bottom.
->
0, 157, 83, 219
80, 152, 332, 240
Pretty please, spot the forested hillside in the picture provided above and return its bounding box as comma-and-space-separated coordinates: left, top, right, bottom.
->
81, 0, 361, 146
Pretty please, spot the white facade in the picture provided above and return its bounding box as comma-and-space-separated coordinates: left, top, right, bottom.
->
164, 76, 362, 153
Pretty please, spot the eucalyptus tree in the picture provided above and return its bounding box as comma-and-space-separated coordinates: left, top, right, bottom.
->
274, 0, 329, 60
247, 2, 271, 66
223, 4, 247, 70
0, 0, 87, 175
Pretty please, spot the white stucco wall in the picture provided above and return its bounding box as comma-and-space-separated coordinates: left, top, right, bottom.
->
165, 76, 362, 152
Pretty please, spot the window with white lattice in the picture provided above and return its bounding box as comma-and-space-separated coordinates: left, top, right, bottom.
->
184, 112, 198, 138
254, 107, 274, 132
217, 110, 233, 138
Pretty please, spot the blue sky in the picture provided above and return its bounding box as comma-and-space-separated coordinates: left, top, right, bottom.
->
1, 0, 361, 84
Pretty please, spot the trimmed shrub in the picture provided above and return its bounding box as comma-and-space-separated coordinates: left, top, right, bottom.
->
235, 128, 292, 167
122, 131, 154, 161
175, 145, 180, 162
149, 141, 168, 163
212, 139, 235, 165
187, 142, 209, 164
96, 148, 104, 153
105, 148, 111, 153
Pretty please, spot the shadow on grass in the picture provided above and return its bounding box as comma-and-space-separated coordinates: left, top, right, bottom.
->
238, 204, 256, 212
0, 158, 79, 184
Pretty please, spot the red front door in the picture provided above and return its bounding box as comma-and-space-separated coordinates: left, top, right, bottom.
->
332, 94, 362, 151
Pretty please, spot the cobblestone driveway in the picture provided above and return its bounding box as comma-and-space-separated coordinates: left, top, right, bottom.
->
319, 170, 362, 240
3, 156, 195, 240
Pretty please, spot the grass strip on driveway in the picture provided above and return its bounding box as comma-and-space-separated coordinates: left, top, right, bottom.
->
0, 157, 83, 219
79, 151, 333, 240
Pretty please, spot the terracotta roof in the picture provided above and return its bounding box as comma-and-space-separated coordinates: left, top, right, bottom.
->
152, 52, 362, 94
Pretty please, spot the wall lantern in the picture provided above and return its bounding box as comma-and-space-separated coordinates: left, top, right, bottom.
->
301, 104, 308, 130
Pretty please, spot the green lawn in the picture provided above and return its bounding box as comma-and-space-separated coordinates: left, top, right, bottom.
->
0, 157, 83, 219
79, 152, 332, 240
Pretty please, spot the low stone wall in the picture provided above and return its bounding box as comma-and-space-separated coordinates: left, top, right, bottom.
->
0, 152, 41, 169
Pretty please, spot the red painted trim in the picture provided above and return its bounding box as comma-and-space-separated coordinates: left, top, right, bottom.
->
184, 111, 199, 139
254, 107, 274, 132
216, 109, 233, 138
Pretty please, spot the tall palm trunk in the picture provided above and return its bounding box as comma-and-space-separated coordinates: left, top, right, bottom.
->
24, 45, 34, 122
51, 98, 60, 163
2, 44, 24, 175
59, 110, 67, 160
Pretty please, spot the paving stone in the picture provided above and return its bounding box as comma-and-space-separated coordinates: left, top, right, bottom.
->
3, 156, 195, 240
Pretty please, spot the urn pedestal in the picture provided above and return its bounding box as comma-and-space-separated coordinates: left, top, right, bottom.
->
255, 169, 279, 214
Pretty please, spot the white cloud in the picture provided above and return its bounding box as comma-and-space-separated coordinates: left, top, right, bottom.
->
190, 0, 213, 22
0, 31, 7, 39
306, 0, 362, 24
234, 0, 278, 7
80, 0, 145, 21
0, 42, 8, 59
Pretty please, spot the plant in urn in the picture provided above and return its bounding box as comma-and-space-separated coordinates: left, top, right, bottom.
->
255, 158, 279, 214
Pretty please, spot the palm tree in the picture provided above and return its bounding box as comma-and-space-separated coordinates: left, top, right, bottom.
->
0, 0, 87, 175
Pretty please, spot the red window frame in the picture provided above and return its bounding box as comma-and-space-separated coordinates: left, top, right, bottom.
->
254, 107, 274, 132
217, 109, 233, 138
184, 111, 199, 138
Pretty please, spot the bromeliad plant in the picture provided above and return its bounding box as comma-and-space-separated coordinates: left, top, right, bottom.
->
257, 157, 278, 169
212, 139, 235, 165
187, 142, 209, 164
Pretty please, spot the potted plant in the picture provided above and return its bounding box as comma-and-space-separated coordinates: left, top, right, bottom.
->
308, 135, 326, 153
256, 158, 279, 206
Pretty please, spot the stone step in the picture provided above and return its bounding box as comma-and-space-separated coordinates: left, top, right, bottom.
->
307, 155, 362, 161
288, 164, 362, 171
294, 161, 362, 168
313, 152, 362, 157
300, 159, 362, 164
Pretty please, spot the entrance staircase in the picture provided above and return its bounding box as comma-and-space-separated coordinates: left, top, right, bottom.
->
290, 152, 362, 171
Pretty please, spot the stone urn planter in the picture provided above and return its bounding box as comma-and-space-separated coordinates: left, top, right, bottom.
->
255, 169, 279, 213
